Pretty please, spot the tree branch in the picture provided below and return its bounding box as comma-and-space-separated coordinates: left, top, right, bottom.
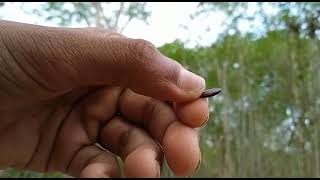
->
119, 2, 148, 33
92, 2, 104, 28
112, 2, 124, 32
72, 2, 91, 27
119, 16, 133, 34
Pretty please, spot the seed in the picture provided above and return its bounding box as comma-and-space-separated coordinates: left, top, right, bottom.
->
200, 88, 222, 98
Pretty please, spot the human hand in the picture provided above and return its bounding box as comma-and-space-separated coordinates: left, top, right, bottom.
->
0, 20, 208, 178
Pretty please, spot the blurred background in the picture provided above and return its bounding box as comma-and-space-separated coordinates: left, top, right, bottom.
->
0, 2, 320, 178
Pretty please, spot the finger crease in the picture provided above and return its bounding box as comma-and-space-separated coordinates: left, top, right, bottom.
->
142, 99, 158, 131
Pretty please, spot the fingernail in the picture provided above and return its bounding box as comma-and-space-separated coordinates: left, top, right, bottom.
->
179, 69, 205, 93
194, 151, 202, 173
200, 114, 209, 127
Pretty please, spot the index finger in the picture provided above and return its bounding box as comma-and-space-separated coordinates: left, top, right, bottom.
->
174, 88, 221, 127
174, 98, 209, 128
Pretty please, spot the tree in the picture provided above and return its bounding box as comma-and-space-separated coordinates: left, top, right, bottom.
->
194, 2, 320, 39
22, 2, 151, 33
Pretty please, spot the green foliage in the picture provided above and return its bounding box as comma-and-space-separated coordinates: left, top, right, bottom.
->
0, 168, 65, 178
159, 30, 320, 177
125, 2, 151, 23
195, 2, 320, 38
40, 2, 95, 27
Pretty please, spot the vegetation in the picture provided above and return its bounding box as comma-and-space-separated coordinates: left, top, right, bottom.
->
25, 2, 151, 33
0, 2, 319, 178
159, 30, 320, 177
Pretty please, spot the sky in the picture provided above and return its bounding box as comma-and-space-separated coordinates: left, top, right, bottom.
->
0, 2, 232, 48
122, 2, 227, 47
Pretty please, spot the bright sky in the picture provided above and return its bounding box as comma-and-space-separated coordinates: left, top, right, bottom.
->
0, 2, 243, 48
122, 2, 227, 47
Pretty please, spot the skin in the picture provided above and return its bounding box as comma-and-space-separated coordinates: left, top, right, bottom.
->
0, 20, 209, 178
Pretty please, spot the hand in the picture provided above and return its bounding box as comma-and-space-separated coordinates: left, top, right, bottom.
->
0, 20, 208, 178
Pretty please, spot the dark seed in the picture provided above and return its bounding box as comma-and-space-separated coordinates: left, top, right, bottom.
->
200, 88, 222, 98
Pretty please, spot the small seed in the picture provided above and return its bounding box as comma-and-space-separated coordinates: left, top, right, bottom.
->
200, 88, 222, 98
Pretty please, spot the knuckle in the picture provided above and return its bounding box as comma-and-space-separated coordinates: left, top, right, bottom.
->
128, 39, 158, 60
162, 60, 182, 86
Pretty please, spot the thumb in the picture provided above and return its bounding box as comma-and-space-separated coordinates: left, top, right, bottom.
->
73, 37, 205, 102
2, 22, 205, 103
